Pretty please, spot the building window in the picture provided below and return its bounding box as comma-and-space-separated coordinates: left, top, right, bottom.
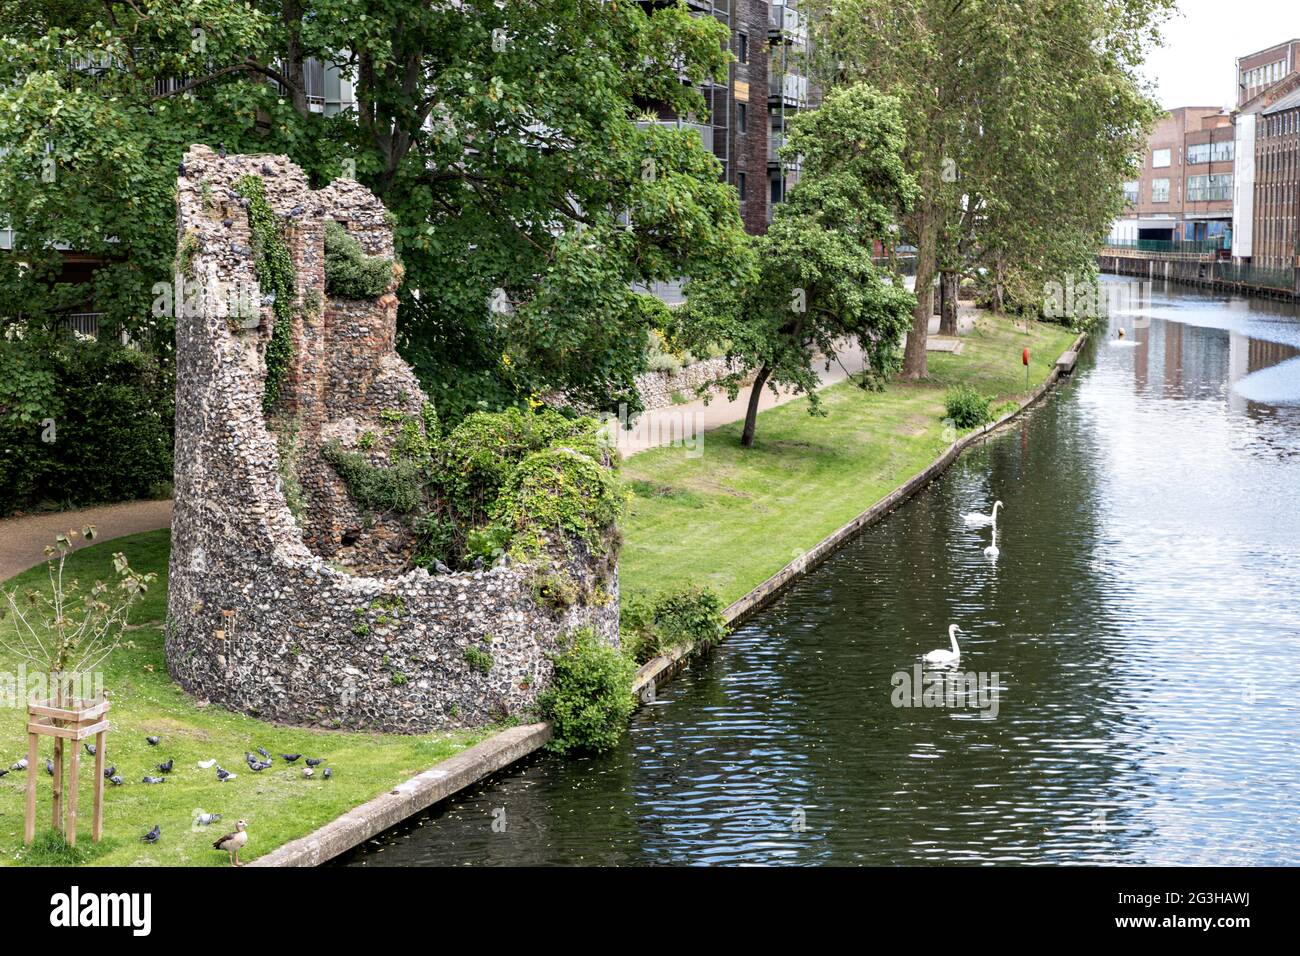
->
1151, 178, 1170, 203
738, 102, 747, 134
737, 172, 747, 200
738, 33, 748, 65
1122, 181, 1139, 204
1152, 148, 1171, 168
1187, 173, 1233, 201
1187, 141, 1234, 164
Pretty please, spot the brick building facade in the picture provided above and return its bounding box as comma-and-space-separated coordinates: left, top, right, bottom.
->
1110, 106, 1234, 248
1232, 41, 1300, 269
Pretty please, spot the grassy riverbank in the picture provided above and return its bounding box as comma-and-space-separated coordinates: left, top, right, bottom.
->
619, 314, 1079, 604
0, 531, 489, 866
0, 311, 1074, 867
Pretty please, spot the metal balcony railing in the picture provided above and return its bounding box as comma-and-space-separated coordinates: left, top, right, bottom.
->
768, 132, 785, 163
768, 3, 807, 43
1215, 262, 1295, 291
637, 119, 714, 154
769, 72, 808, 104
1102, 239, 1225, 255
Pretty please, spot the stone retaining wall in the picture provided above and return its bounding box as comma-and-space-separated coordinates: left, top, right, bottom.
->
634, 356, 750, 410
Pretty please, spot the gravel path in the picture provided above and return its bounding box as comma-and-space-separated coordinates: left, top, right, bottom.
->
0, 499, 172, 582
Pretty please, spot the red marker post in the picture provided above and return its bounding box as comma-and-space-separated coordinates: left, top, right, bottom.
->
1022, 347, 1030, 393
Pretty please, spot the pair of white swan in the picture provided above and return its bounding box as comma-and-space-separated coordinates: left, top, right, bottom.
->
963, 499, 1002, 559
925, 499, 1005, 663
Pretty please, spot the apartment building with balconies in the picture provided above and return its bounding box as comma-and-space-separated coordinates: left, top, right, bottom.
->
766, 0, 816, 226
637, 1, 817, 238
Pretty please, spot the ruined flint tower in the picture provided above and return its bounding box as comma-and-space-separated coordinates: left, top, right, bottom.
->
166, 146, 618, 732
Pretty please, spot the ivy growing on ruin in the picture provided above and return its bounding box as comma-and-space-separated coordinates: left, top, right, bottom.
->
236, 175, 296, 411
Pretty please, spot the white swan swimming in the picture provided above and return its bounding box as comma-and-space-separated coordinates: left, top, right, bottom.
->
984, 521, 1000, 560
923, 625, 963, 665
963, 500, 1002, 528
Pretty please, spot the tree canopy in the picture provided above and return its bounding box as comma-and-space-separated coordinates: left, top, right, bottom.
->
0, 0, 750, 421
679, 84, 917, 446
806, 0, 1173, 374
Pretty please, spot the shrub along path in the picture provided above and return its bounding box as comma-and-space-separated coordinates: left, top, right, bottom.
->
618, 314, 1079, 604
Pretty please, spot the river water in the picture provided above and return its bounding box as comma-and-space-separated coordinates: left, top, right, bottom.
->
343, 277, 1300, 866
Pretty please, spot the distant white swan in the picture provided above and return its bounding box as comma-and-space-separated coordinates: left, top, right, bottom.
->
963, 500, 1002, 528
984, 522, 1000, 560
923, 625, 963, 665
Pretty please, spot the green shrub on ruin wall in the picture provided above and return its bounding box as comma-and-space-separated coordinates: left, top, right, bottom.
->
441, 407, 614, 529
324, 220, 394, 299
237, 176, 296, 411
320, 441, 422, 513
321, 403, 621, 571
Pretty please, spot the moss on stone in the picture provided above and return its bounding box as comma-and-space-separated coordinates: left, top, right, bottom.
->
271, 413, 306, 522
463, 645, 494, 674
529, 567, 579, 611
175, 229, 200, 276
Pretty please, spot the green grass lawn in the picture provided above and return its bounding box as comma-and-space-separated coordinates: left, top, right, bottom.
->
619, 315, 1079, 605
0, 530, 490, 866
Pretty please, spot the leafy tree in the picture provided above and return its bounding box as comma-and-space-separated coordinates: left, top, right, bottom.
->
0, 1, 749, 421
680, 84, 916, 447
806, 0, 1173, 374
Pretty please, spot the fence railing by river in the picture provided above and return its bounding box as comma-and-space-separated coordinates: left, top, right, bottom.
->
1097, 246, 1300, 300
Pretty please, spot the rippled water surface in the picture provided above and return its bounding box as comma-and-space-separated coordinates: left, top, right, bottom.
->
344, 279, 1300, 866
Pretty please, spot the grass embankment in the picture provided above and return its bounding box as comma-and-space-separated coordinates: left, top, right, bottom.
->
620, 314, 1079, 604
0, 531, 489, 866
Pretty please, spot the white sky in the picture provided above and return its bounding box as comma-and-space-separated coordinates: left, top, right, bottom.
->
1141, 0, 1299, 109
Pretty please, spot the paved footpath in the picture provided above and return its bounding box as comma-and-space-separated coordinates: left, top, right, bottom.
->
0, 499, 173, 582
616, 308, 980, 458
0, 305, 981, 573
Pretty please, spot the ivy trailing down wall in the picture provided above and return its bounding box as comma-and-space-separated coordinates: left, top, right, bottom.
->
237, 175, 296, 411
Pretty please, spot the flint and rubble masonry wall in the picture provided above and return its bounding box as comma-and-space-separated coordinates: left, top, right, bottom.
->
166, 146, 617, 733
634, 356, 752, 410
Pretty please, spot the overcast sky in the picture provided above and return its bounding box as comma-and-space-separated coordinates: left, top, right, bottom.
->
1141, 0, 1298, 109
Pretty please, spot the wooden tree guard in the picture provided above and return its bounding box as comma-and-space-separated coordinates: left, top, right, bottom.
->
25, 697, 110, 846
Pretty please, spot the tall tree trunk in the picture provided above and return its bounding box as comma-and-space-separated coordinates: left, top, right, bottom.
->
902, 202, 938, 379
281, 1, 308, 118
939, 270, 959, 335
741, 364, 772, 448
992, 251, 1006, 313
